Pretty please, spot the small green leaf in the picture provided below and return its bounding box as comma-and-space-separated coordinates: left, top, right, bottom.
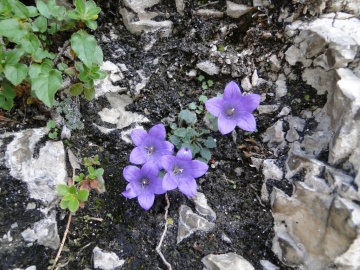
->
200, 147, 211, 161
57, 63, 68, 71
8, 0, 30, 18
48, 131, 58, 139
60, 198, 69, 209
169, 123, 177, 129
88, 166, 95, 174
304, 94, 310, 101
188, 102, 197, 110
207, 80, 213, 87
71, 30, 101, 67
202, 82, 208, 90
75, 0, 86, 14
68, 197, 79, 212
84, 87, 95, 100
4, 49, 24, 66
4, 63, 27, 85
68, 185, 77, 194
96, 70, 107, 80
84, 20, 97, 30
76, 189, 89, 202
56, 184, 70, 196
179, 109, 197, 124
95, 168, 104, 177
204, 137, 216, 148
33, 47, 52, 61
69, 83, 83, 96
174, 128, 187, 138
47, 120, 56, 129
169, 135, 181, 146
198, 75, 205, 81
199, 95, 208, 103
20, 34, 40, 54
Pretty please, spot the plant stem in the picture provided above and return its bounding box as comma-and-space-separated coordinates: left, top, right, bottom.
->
51, 212, 72, 270
156, 193, 172, 270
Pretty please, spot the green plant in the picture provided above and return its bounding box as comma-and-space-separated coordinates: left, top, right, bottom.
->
198, 75, 213, 90
54, 97, 84, 131
56, 184, 89, 212
0, 0, 104, 110
168, 95, 217, 163
46, 120, 59, 139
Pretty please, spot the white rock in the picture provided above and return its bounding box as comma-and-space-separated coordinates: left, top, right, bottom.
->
93, 246, 125, 270
175, 0, 185, 16
262, 159, 283, 181
196, 60, 220, 75
275, 76, 287, 98
190, 192, 217, 222
202, 253, 255, 270
277, 106, 290, 117
269, 54, 281, 71
194, 9, 223, 18
257, 105, 279, 114
262, 120, 286, 156
241, 76, 252, 91
226, 1, 252, 18
260, 260, 279, 270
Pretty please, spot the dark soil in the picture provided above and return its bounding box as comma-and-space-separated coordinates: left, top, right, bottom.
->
0, 0, 329, 269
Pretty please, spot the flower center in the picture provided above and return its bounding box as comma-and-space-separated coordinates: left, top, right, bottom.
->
146, 145, 155, 156
141, 178, 149, 189
172, 165, 183, 175
226, 107, 235, 116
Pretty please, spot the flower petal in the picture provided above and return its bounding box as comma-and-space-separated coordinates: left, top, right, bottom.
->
122, 184, 137, 199
223, 81, 242, 100
148, 124, 166, 140
123, 165, 141, 182
141, 162, 159, 177
205, 97, 223, 117
178, 177, 197, 197
217, 115, 237, 135
162, 173, 178, 191
237, 113, 256, 131
190, 160, 209, 178
138, 193, 155, 210
131, 129, 148, 146
161, 155, 176, 172
149, 177, 166, 194
129, 147, 147, 165
238, 94, 261, 113
176, 147, 193, 160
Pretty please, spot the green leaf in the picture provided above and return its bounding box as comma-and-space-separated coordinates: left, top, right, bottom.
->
169, 135, 181, 146
207, 80, 213, 87
69, 83, 83, 96
26, 5, 39, 17
68, 185, 77, 194
57, 63, 68, 71
0, 19, 27, 38
88, 166, 95, 174
4, 63, 27, 85
76, 189, 89, 202
4, 49, 24, 66
75, 0, 86, 14
188, 102, 197, 110
95, 168, 104, 177
60, 198, 69, 209
32, 69, 62, 107
28, 64, 41, 79
20, 34, 40, 54
179, 109, 196, 124
204, 137, 216, 148
66, 10, 81, 20
68, 197, 79, 212
47, 120, 56, 129
198, 75, 205, 81
200, 147, 211, 161
96, 70, 107, 80
0, 79, 16, 110
8, 0, 30, 18
48, 131, 58, 139
202, 82, 208, 90
84, 87, 95, 100
199, 95, 208, 103
56, 184, 70, 196
32, 15, 47, 32
93, 46, 103, 66
84, 20, 97, 30
174, 128, 187, 138
36, 0, 51, 18
71, 30, 101, 67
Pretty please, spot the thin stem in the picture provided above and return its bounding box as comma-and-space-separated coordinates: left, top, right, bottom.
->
156, 193, 172, 270
53, 40, 70, 66
51, 212, 72, 270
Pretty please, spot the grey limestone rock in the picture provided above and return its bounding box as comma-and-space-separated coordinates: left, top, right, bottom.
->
226, 1, 253, 19
190, 192, 217, 222
196, 60, 220, 76
93, 246, 125, 270
202, 253, 255, 270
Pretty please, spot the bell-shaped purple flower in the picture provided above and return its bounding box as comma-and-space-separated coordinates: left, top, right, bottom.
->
205, 81, 261, 135
130, 124, 174, 169
161, 148, 208, 197
122, 162, 166, 210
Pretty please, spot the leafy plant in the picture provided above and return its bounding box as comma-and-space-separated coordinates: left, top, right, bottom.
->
46, 120, 59, 139
54, 97, 84, 131
198, 75, 213, 90
168, 96, 216, 163
0, 0, 103, 110
56, 184, 89, 212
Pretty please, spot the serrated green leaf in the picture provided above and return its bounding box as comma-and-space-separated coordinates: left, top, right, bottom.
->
69, 83, 83, 96
20, 34, 40, 54
8, 0, 30, 18
204, 137, 216, 148
31, 15, 46, 32
200, 147, 211, 161
76, 189, 89, 201
71, 30, 99, 67
84, 20, 97, 30
179, 109, 196, 124
0, 19, 27, 38
84, 87, 95, 100
32, 69, 62, 107
68, 197, 79, 212
4, 63, 27, 85
75, 0, 86, 14
56, 184, 70, 196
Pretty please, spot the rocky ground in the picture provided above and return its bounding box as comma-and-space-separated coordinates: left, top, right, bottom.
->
1, 0, 360, 270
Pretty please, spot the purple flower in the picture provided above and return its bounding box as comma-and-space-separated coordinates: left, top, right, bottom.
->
205, 81, 261, 135
122, 162, 166, 210
161, 148, 208, 197
130, 124, 174, 169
